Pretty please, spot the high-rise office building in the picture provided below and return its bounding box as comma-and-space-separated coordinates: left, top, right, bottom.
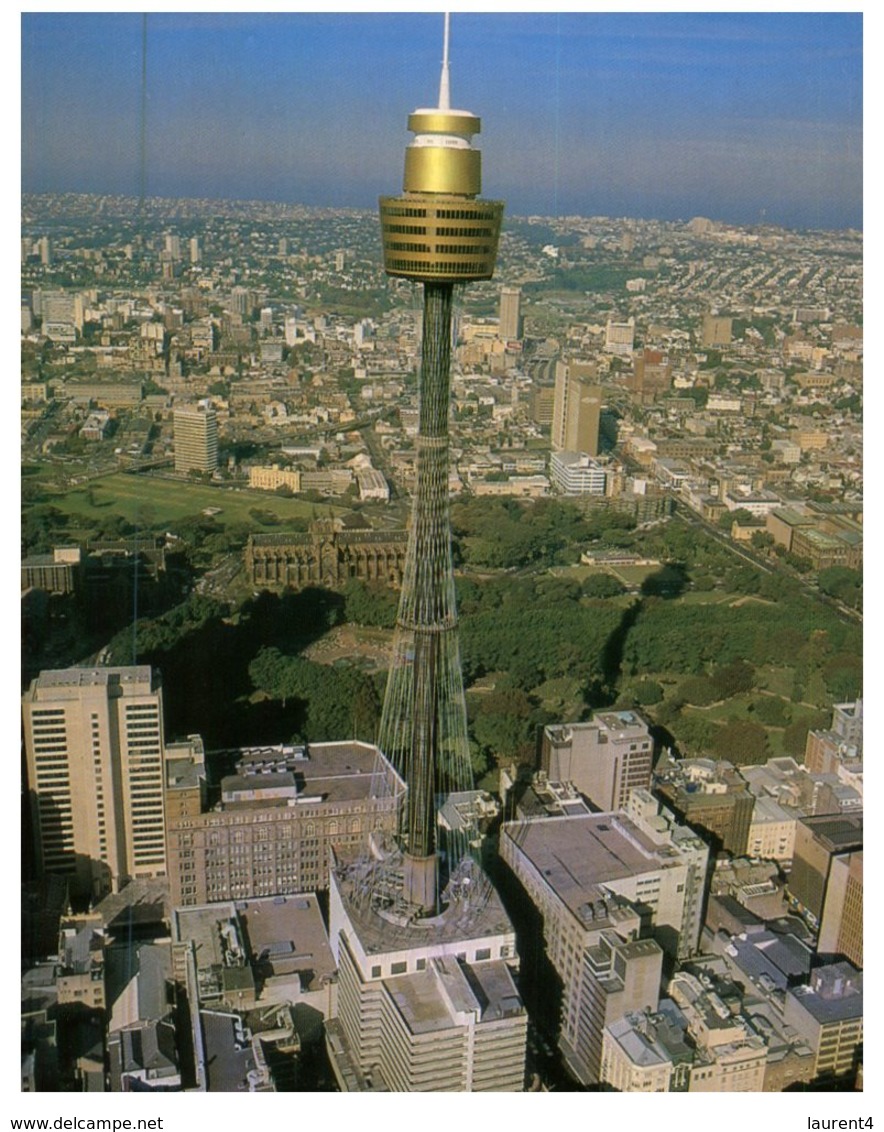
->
551, 362, 602, 455
628, 348, 672, 402
540, 711, 654, 812
654, 758, 755, 857
788, 812, 863, 928
329, 16, 526, 1092
42, 290, 84, 334
817, 850, 863, 968
498, 285, 523, 341
500, 790, 708, 1084
229, 286, 251, 318
22, 667, 167, 898
173, 402, 218, 474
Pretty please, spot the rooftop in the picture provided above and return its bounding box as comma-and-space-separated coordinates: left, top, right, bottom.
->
173, 894, 335, 998
788, 964, 863, 1024
333, 854, 515, 957
502, 812, 683, 922
386, 956, 523, 1035
28, 665, 155, 694
606, 1014, 673, 1069
210, 740, 402, 808
798, 812, 863, 852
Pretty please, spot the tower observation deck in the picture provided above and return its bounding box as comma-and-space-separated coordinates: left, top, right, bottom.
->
379, 14, 503, 284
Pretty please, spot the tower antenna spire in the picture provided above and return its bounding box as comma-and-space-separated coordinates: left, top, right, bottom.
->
438, 12, 451, 111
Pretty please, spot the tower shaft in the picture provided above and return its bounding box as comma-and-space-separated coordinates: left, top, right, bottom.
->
379, 283, 473, 908
376, 16, 503, 916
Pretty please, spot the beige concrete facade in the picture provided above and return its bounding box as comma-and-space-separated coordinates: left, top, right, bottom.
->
540, 711, 654, 812
329, 863, 526, 1091
551, 363, 602, 455
23, 667, 167, 898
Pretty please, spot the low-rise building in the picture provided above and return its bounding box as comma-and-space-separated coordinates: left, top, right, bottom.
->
654, 757, 755, 857
549, 452, 608, 495
248, 464, 301, 493
783, 963, 862, 1083
245, 521, 407, 590
56, 922, 106, 1010
21, 546, 82, 595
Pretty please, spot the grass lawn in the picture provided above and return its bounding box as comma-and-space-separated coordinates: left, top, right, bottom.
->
676, 590, 740, 605
531, 676, 586, 719
46, 474, 348, 531
804, 670, 832, 708
754, 666, 798, 698
550, 565, 598, 581
685, 693, 758, 723
606, 564, 658, 587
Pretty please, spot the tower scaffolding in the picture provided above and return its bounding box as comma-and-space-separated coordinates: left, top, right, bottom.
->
374, 12, 504, 915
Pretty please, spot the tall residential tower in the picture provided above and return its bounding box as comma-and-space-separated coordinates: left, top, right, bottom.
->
173, 402, 218, 474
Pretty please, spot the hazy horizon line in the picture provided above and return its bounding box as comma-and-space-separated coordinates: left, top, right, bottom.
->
21, 188, 864, 238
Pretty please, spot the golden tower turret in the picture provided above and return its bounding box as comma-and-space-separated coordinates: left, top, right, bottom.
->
379, 14, 504, 281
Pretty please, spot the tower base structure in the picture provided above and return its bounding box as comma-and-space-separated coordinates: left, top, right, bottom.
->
328, 851, 527, 1092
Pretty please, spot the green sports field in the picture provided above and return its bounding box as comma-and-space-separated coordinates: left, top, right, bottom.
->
47, 474, 348, 531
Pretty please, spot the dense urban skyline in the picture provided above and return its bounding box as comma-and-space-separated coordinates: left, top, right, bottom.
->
19, 2, 864, 1106
22, 11, 862, 231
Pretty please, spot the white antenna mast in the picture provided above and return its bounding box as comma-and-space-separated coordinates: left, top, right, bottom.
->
438, 12, 451, 110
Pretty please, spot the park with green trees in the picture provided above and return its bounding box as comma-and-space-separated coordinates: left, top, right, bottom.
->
70, 493, 860, 786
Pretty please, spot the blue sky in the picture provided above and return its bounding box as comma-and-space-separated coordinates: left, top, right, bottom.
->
21, 11, 862, 230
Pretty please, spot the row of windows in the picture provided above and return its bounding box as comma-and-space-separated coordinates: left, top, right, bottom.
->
39, 804, 72, 817
383, 224, 427, 235
436, 208, 496, 220
437, 226, 493, 237
384, 241, 493, 256
386, 259, 491, 275
436, 244, 493, 256
368, 945, 507, 980
382, 225, 493, 240
386, 241, 430, 253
